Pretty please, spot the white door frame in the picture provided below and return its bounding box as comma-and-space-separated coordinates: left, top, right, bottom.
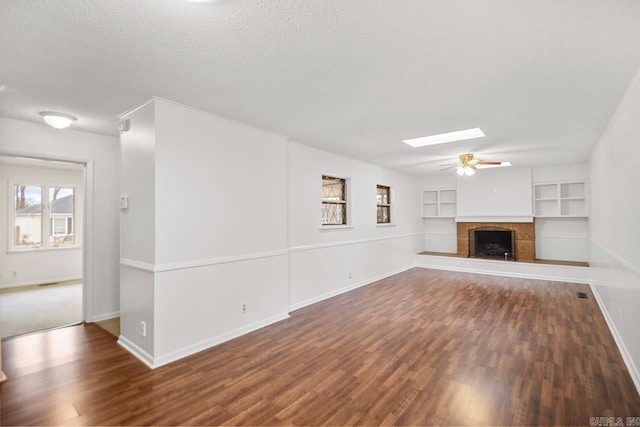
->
0, 151, 94, 322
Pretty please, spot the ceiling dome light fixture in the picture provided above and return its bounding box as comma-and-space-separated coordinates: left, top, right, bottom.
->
39, 111, 77, 129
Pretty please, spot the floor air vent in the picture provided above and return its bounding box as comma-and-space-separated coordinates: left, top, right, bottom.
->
577, 292, 588, 299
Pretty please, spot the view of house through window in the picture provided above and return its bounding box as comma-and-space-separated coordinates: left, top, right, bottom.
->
14, 184, 75, 249
321, 175, 347, 225
377, 185, 391, 224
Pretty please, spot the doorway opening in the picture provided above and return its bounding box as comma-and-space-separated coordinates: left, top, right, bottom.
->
0, 155, 85, 338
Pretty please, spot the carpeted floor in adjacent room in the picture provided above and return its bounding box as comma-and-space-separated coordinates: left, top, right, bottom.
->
0, 280, 82, 338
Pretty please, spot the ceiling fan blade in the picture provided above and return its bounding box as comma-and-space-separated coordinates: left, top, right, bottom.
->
476, 161, 503, 165
440, 165, 459, 171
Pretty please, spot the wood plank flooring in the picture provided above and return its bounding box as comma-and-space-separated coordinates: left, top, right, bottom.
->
1, 268, 639, 425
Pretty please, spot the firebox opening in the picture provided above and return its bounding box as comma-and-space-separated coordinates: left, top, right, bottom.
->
468, 227, 516, 260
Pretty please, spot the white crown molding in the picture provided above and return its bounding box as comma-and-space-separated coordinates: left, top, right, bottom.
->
589, 64, 640, 164
117, 96, 287, 140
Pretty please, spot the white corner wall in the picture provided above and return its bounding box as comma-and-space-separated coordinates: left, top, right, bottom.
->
0, 163, 83, 288
152, 100, 290, 364
589, 69, 640, 392
287, 142, 422, 310
118, 101, 156, 359
118, 98, 289, 367
0, 117, 120, 321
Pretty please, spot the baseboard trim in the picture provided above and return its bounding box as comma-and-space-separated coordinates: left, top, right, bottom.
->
0, 277, 82, 290
151, 312, 291, 369
117, 335, 154, 369
289, 264, 415, 312
588, 283, 640, 397
92, 311, 120, 322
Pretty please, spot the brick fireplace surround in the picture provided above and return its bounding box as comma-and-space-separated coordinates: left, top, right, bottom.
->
457, 222, 535, 261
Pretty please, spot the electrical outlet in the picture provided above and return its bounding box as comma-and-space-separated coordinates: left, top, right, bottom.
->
618, 308, 623, 322
11, 271, 17, 276
348, 270, 353, 279
242, 303, 247, 314
140, 321, 147, 337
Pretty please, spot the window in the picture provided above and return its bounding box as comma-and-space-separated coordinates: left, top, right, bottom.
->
12, 184, 75, 250
321, 175, 347, 225
376, 185, 391, 224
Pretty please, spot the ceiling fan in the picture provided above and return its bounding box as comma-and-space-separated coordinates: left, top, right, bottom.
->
440, 153, 506, 176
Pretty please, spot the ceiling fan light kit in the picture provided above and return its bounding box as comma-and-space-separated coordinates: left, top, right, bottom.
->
443, 153, 508, 178
456, 165, 476, 176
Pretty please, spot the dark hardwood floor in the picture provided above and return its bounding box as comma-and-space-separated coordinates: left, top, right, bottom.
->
1, 268, 639, 425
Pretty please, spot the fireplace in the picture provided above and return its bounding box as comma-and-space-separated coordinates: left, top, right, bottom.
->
469, 227, 515, 260
456, 222, 535, 261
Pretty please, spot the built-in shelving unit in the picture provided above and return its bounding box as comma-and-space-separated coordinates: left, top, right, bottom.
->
534, 181, 587, 217
422, 188, 456, 217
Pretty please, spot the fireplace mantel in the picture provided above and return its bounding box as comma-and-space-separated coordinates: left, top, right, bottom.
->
455, 215, 534, 223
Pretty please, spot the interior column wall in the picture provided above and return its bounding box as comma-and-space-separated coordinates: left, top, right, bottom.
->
589, 70, 640, 391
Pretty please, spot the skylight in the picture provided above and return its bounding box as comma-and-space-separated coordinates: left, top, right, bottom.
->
403, 128, 485, 148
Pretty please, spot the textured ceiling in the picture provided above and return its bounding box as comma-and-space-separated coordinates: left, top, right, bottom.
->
1, 0, 640, 175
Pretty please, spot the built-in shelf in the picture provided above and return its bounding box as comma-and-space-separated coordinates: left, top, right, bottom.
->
534, 181, 587, 217
422, 188, 456, 217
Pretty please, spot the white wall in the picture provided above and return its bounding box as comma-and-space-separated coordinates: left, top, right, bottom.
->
288, 142, 422, 310
456, 167, 533, 218
589, 70, 640, 391
0, 163, 83, 288
118, 102, 157, 359
118, 98, 289, 367
120, 102, 156, 265
154, 101, 288, 262
0, 117, 120, 321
